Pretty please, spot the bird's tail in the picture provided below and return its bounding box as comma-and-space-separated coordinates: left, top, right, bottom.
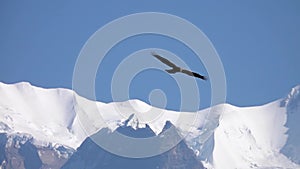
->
202, 76, 208, 81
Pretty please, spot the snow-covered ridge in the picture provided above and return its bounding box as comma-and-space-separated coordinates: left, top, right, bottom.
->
0, 82, 80, 148
0, 82, 300, 169
0, 82, 205, 149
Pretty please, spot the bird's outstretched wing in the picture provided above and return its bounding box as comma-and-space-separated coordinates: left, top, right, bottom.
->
182, 69, 207, 80
152, 52, 207, 81
151, 52, 177, 68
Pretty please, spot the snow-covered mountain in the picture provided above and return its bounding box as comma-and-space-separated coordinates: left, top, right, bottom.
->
0, 81, 299, 169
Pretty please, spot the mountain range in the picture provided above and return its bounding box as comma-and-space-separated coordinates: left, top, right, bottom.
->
0, 82, 299, 169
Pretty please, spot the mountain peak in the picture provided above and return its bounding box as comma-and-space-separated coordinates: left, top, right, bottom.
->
1, 82, 300, 169
123, 113, 144, 130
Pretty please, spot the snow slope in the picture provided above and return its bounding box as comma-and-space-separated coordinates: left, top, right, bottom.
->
0, 82, 204, 149
0, 82, 299, 169
210, 101, 296, 169
0, 82, 79, 148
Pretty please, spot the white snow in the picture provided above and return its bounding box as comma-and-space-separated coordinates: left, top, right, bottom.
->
0, 81, 300, 169
0, 82, 197, 148
211, 101, 297, 169
0, 82, 81, 148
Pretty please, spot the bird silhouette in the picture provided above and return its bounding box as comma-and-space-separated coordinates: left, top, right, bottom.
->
152, 52, 207, 80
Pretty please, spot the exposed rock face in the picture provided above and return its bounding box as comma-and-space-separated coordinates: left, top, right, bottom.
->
0, 133, 74, 169
62, 121, 205, 169
0, 121, 204, 169
281, 86, 300, 164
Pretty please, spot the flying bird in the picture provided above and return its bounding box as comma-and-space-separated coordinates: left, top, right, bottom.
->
152, 52, 207, 80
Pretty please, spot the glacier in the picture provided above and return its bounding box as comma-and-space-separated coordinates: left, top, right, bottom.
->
0, 81, 300, 169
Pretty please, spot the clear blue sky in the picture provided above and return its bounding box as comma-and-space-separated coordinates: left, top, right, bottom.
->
1, 1, 300, 111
